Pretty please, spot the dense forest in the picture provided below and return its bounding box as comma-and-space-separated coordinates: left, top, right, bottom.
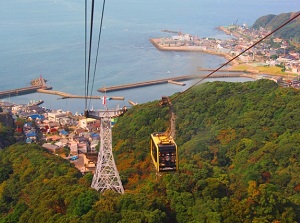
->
252, 11, 300, 39
0, 110, 16, 149
0, 80, 300, 222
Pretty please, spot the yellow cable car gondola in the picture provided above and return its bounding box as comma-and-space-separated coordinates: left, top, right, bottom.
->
150, 132, 178, 172
150, 96, 178, 172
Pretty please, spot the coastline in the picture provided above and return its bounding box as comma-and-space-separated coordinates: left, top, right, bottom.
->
150, 38, 238, 66
150, 35, 296, 78
216, 26, 231, 35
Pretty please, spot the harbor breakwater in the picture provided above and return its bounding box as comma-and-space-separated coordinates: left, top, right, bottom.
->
150, 38, 237, 65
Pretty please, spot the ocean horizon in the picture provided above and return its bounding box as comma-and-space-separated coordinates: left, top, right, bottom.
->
0, 0, 299, 113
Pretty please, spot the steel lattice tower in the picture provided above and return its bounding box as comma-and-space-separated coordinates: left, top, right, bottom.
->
87, 109, 124, 194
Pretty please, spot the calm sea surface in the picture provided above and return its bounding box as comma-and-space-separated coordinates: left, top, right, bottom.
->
0, 0, 299, 113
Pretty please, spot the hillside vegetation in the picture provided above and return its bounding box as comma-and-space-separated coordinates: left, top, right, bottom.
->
230, 63, 287, 76
252, 11, 300, 39
0, 80, 300, 222
0, 112, 15, 149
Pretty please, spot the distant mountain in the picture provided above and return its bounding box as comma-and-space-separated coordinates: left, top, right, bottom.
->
252, 12, 300, 39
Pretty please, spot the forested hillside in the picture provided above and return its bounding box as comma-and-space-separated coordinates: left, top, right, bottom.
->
0, 111, 15, 149
0, 80, 300, 222
252, 11, 300, 39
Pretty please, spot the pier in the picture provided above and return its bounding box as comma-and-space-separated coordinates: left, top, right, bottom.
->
128, 100, 138, 106
168, 80, 186, 86
38, 89, 124, 100
99, 73, 255, 93
0, 76, 51, 99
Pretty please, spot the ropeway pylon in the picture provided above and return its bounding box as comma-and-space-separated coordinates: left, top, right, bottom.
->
86, 108, 124, 194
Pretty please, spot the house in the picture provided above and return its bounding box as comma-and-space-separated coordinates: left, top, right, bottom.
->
0, 102, 14, 113
78, 142, 88, 153
25, 105, 46, 114
82, 153, 98, 173
78, 117, 98, 129
26, 138, 33, 144
15, 126, 23, 133
91, 133, 100, 141
68, 140, 78, 155
74, 128, 86, 135
28, 114, 45, 121
68, 132, 76, 140
292, 66, 300, 74
23, 122, 35, 134
86, 121, 100, 132
58, 117, 72, 126
42, 121, 60, 134
11, 105, 23, 114
45, 135, 61, 142
42, 143, 59, 153
238, 54, 254, 62
90, 140, 99, 152
26, 131, 37, 142
38, 124, 49, 134
59, 129, 69, 137
59, 138, 69, 147
55, 141, 64, 148
48, 127, 59, 135
48, 110, 68, 122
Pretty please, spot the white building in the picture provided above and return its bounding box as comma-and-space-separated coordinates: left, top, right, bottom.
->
69, 140, 78, 155
48, 110, 68, 122
78, 117, 98, 129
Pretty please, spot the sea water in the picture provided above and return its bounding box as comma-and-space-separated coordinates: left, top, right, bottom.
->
0, 0, 299, 113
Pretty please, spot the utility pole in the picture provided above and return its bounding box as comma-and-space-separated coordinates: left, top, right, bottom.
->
85, 108, 125, 194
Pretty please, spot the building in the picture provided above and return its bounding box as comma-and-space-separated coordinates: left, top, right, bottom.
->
42, 143, 59, 153
48, 110, 68, 122
78, 117, 98, 129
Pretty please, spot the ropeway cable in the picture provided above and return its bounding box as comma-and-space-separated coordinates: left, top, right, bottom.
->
88, 0, 106, 109
85, 0, 87, 110
85, 0, 95, 110
84, 0, 107, 110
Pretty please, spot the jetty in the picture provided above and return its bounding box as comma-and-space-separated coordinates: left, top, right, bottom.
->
128, 100, 138, 106
0, 76, 52, 99
37, 89, 124, 101
99, 73, 255, 93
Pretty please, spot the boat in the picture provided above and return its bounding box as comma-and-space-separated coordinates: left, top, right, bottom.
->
28, 99, 44, 106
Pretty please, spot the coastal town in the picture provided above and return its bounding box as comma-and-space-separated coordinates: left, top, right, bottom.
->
0, 100, 127, 174
151, 24, 300, 79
